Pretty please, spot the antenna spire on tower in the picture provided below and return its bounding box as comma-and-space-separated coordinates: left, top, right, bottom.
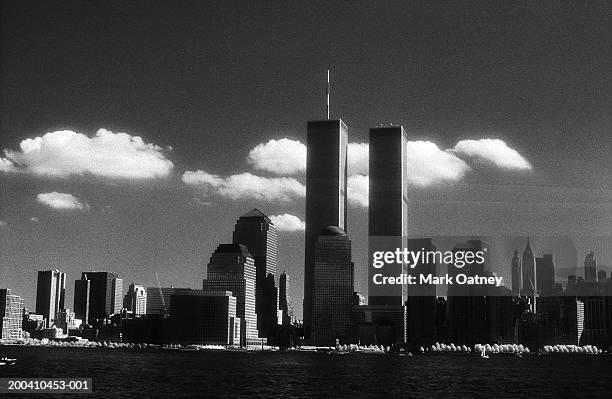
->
326, 69, 330, 119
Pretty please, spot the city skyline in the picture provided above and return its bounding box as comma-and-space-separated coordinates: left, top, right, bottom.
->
1, 1, 611, 318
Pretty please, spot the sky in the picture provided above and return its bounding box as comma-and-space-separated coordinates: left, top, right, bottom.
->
1, 0, 610, 318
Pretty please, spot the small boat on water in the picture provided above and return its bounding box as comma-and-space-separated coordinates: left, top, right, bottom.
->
0, 357, 17, 366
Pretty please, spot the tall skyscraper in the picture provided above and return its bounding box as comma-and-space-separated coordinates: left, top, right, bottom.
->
278, 271, 292, 326
522, 238, 536, 295
368, 125, 407, 306
203, 243, 260, 346
232, 208, 278, 337
124, 283, 147, 316
304, 119, 348, 337
511, 249, 522, 296
585, 251, 597, 282
35, 269, 66, 327
76, 272, 119, 324
112, 278, 123, 314
0, 289, 24, 340
74, 276, 90, 324
311, 226, 354, 345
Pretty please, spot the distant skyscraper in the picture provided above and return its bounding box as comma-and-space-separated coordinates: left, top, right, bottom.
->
203, 243, 260, 346
112, 278, 123, 314
36, 269, 66, 327
597, 270, 606, 282
522, 238, 536, 295
278, 271, 292, 326
585, 251, 597, 282
368, 125, 407, 306
124, 284, 147, 316
77, 272, 119, 324
232, 208, 278, 337
304, 119, 348, 337
0, 289, 24, 340
536, 254, 555, 297
311, 226, 354, 346
511, 249, 522, 296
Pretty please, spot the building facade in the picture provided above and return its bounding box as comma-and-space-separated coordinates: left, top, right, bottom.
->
368, 125, 408, 306
232, 208, 278, 337
203, 243, 260, 346
124, 284, 147, 316
304, 119, 348, 337
0, 289, 24, 340
36, 269, 66, 327
311, 226, 354, 346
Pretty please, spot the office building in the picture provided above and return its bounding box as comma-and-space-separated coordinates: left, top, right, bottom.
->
585, 251, 597, 282
522, 238, 536, 295
368, 125, 408, 306
111, 278, 123, 314
232, 208, 278, 337
75, 272, 119, 324
146, 287, 191, 316
35, 269, 66, 327
170, 290, 240, 346
536, 254, 555, 297
124, 284, 147, 316
511, 249, 522, 296
73, 276, 90, 324
311, 226, 354, 345
203, 243, 260, 346
304, 119, 348, 337
0, 289, 24, 340
278, 271, 292, 326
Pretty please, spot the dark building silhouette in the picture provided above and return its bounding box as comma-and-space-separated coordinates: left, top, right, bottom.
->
146, 287, 191, 316
232, 208, 278, 338
75, 272, 119, 324
585, 251, 597, 282
368, 125, 407, 306
203, 243, 260, 346
536, 254, 555, 297
522, 238, 536, 295
170, 290, 240, 346
511, 249, 522, 296
311, 226, 354, 345
35, 269, 66, 327
405, 238, 437, 346
447, 239, 488, 345
597, 270, 607, 282
74, 276, 90, 324
304, 119, 348, 337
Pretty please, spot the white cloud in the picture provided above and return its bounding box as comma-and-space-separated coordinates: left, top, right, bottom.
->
182, 170, 305, 202
269, 214, 305, 232
348, 142, 369, 175
247, 138, 306, 175
407, 141, 471, 186
347, 174, 369, 207
452, 139, 532, 170
2, 129, 173, 179
0, 157, 15, 172
36, 192, 89, 211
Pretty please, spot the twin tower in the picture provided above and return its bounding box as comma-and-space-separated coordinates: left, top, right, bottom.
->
303, 119, 408, 337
